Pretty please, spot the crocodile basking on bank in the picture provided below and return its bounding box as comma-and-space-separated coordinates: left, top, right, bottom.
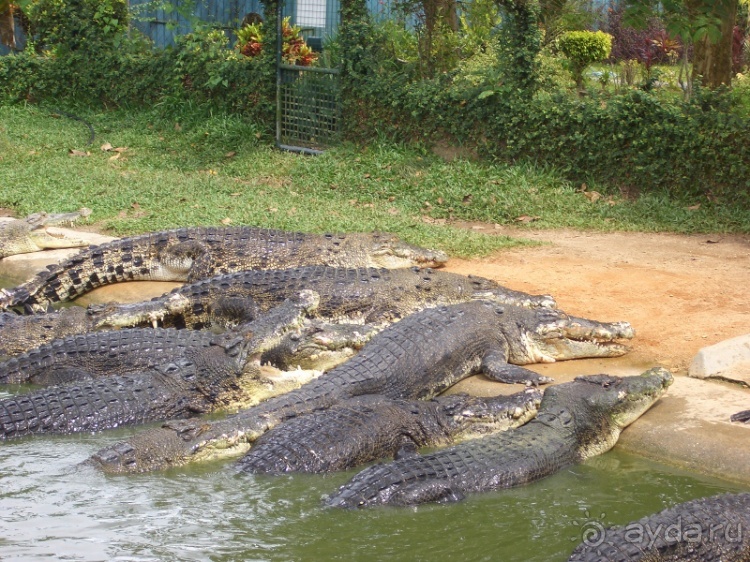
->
0, 209, 92, 259
238, 390, 542, 474
0, 319, 377, 387
326, 368, 672, 508
0, 266, 554, 357
568, 492, 750, 561
0, 227, 448, 312
0, 292, 322, 440
88, 300, 634, 474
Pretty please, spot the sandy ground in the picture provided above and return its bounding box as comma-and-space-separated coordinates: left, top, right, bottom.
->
443, 225, 750, 484
2, 223, 750, 483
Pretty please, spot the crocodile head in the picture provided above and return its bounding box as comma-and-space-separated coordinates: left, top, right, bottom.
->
366, 233, 448, 269
261, 321, 380, 371
1, 209, 92, 259
445, 389, 543, 438
502, 306, 635, 364
541, 367, 673, 459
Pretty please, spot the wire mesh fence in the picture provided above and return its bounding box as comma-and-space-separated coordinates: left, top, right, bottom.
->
275, 0, 341, 153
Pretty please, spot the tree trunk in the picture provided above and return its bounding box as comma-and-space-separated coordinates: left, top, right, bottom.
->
0, 2, 16, 50
691, 0, 738, 88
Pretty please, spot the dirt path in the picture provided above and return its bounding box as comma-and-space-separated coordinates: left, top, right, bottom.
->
447, 225, 750, 375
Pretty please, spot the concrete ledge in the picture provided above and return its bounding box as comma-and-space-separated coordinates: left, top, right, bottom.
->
688, 334, 750, 380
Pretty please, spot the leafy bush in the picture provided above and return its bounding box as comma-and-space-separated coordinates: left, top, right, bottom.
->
27, 0, 129, 53
557, 30, 613, 89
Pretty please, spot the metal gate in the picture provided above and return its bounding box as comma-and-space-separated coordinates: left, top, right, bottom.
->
275, 0, 341, 154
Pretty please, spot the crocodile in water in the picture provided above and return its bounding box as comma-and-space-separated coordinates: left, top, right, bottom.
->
326, 368, 672, 508
237, 390, 542, 474
87, 300, 634, 474
0, 291, 321, 440
568, 492, 750, 561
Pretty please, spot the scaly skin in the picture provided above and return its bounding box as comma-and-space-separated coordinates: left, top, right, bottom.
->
0, 266, 555, 357
568, 492, 750, 561
88, 301, 634, 474
237, 390, 542, 474
0, 227, 447, 312
0, 209, 92, 259
0, 320, 378, 387
730, 410, 750, 423
0, 292, 320, 440
91, 265, 556, 330
326, 368, 673, 508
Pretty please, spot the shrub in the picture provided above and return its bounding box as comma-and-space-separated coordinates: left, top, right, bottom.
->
26, 0, 129, 54
557, 30, 613, 90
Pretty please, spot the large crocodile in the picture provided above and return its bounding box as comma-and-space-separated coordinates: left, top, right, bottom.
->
237, 390, 542, 474
87, 301, 634, 474
0, 319, 377, 387
326, 368, 672, 508
568, 492, 750, 561
0, 227, 448, 312
0, 209, 92, 259
0, 266, 554, 357
0, 292, 322, 440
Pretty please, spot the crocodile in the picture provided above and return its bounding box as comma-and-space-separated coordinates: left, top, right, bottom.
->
0, 291, 322, 440
87, 301, 635, 474
730, 409, 750, 423
325, 368, 672, 508
568, 492, 750, 561
237, 390, 542, 474
0, 319, 378, 387
0, 266, 555, 357
0, 208, 92, 259
0, 227, 448, 312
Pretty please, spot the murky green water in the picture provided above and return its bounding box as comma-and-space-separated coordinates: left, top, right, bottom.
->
0, 400, 746, 562
0, 273, 747, 561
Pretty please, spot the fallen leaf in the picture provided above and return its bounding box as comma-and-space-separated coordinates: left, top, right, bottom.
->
131, 202, 141, 210
108, 153, 121, 161
221, 217, 232, 225
706, 238, 721, 244
686, 204, 701, 211
229, 192, 241, 197
113, 147, 128, 153
69, 149, 89, 157
225, 151, 237, 159
462, 194, 473, 205
577, 183, 588, 193
515, 215, 540, 223
363, 173, 371, 179
267, 207, 278, 213
388, 196, 395, 202
583, 191, 602, 203
423, 201, 432, 208
100, 142, 113, 152
437, 197, 444, 204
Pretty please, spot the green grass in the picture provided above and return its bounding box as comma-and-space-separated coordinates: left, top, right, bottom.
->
1, 104, 748, 260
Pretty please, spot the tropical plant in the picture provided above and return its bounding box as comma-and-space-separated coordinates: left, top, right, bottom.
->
237, 16, 318, 66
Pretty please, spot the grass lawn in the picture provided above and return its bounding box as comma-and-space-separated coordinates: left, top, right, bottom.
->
1, 104, 748, 258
